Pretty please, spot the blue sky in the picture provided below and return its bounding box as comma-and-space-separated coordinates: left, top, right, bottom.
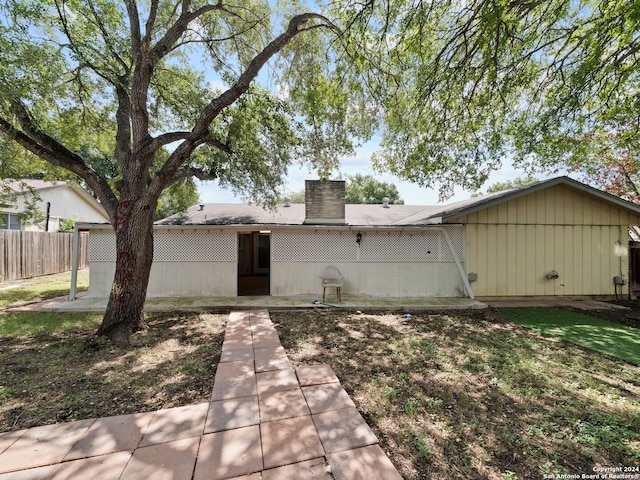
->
196, 139, 537, 206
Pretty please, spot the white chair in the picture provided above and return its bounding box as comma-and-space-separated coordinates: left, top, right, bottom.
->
320, 266, 344, 302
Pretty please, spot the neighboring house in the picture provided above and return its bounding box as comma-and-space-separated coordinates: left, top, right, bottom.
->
78, 177, 640, 300
0, 180, 109, 231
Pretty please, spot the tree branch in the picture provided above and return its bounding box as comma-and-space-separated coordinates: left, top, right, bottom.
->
0, 109, 118, 223
145, 12, 338, 202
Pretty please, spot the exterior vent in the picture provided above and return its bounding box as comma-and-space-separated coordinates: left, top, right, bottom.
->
283, 197, 291, 207
304, 180, 346, 225
382, 197, 390, 208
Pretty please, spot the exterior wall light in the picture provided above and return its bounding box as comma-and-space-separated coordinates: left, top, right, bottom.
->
356, 232, 362, 244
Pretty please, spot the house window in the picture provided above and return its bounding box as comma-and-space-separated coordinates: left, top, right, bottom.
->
0, 213, 21, 230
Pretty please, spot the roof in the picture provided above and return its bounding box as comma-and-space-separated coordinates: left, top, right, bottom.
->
157, 203, 439, 226
2, 179, 108, 218
398, 176, 640, 224
157, 176, 640, 227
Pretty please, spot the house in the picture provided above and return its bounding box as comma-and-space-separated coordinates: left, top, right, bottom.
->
0, 179, 109, 231
77, 177, 640, 300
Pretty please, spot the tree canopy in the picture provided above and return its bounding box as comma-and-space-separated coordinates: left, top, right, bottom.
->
287, 174, 404, 204
1, 0, 639, 345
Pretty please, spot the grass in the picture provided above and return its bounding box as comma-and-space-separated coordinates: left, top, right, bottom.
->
273, 309, 640, 480
2, 274, 639, 479
0, 269, 89, 309
499, 307, 640, 365
0, 312, 225, 431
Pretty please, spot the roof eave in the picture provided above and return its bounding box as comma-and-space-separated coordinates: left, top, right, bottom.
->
440, 176, 640, 222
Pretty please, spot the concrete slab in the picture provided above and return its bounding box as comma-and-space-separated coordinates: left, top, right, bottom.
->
262, 457, 332, 480
296, 365, 340, 386
139, 403, 208, 447
211, 359, 257, 400
0, 465, 55, 480
214, 359, 255, 379
120, 436, 200, 480
47, 293, 486, 313
220, 347, 255, 363
0, 419, 95, 474
205, 396, 260, 433
52, 451, 131, 480
302, 384, 356, 414
327, 445, 404, 480
259, 389, 310, 422
64, 411, 155, 460
210, 375, 257, 401
0, 429, 26, 455
256, 368, 299, 395
194, 426, 263, 480
260, 416, 325, 470
312, 408, 378, 454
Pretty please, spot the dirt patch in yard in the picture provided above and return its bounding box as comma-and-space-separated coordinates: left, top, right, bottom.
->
273, 308, 640, 480
0, 312, 225, 432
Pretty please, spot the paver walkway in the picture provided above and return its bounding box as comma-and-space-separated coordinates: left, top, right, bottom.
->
0, 310, 403, 480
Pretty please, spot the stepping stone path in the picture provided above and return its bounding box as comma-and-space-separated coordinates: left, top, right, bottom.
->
0, 310, 403, 480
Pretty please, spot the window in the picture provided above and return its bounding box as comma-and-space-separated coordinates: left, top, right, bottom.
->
0, 213, 22, 230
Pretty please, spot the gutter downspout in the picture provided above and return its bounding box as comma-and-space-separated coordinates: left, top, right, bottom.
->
438, 227, 475, 299
69, 224, 80, 301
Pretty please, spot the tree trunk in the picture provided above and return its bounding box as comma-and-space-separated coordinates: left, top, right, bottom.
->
96, 199, 155, 347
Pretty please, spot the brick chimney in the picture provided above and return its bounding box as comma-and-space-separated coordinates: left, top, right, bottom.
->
304, 180, 346, 225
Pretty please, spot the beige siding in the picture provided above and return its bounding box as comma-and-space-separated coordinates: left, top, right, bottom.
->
455, 184, 640, 297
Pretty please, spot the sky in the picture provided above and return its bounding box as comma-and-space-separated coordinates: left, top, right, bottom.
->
196, 137, 541, 206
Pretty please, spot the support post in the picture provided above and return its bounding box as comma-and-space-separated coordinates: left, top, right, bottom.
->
69, 225, 80, 301
439, 227, 475, 299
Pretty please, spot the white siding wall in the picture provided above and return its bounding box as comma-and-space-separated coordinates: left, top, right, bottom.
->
88, 226, 467, 298
18, 186, 108, 231
271, 227, 466, 297
88, 229, 238, 298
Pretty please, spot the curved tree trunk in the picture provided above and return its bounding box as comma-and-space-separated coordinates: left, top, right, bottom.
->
97, 199, 155, 347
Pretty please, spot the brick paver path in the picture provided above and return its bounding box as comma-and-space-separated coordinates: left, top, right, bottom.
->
0, 310, 403, 480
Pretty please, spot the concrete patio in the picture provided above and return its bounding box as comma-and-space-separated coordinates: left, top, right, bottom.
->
12, 291, 486, 313
0, 310, 403, 480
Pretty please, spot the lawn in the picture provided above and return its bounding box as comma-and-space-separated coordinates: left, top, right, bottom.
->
499, 307, 640, 365
273, 310, 640, 480
1, 278, 639, 480
0, 269, 89, 309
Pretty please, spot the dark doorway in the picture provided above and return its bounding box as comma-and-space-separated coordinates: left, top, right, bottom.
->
238, 232, 271, 295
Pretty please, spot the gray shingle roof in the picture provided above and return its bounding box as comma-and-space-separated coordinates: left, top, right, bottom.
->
156, 176, 640, 227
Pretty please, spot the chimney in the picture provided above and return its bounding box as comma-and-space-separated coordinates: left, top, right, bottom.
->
304, 180, 346, 225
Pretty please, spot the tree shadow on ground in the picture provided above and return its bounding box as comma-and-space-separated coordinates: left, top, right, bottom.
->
0, 311, 226, 432
273, 309, 640, 480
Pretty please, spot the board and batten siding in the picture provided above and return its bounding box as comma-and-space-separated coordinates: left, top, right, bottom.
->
450, 184, 640, 297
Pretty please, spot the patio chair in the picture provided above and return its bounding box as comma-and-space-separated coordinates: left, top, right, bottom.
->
320, 266, 344, 302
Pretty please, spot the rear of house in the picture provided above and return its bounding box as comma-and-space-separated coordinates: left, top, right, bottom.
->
77, 177, 640, 301
437, 178, 640, 298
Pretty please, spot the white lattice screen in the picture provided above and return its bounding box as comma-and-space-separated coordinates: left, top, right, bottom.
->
90, 226, 464, 264
271, 226, 464, 263
89, 231, 116, 262
89, 230, 237, 262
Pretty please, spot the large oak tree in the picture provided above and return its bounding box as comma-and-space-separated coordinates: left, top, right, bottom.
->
2, 0, 640, 346
0, 0, 374, 346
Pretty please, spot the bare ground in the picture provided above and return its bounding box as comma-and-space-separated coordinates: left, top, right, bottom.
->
1, 304, 639, 479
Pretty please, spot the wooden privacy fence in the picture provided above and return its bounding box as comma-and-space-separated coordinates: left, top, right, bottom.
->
0, 231, 89, 282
